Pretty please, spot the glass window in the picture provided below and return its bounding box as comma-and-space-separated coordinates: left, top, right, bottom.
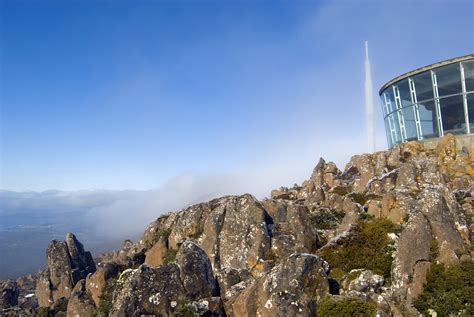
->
462, 60, 474, 92
381, 88, 396, 116
439, 95, 466, 134
467, 93, 474, 131
412, 72, 434, 102
402, 105, 418, 141
418, 100, 438, 138
435, 63, 462, 96
396, 79, 413, 107
385, 112, 402, 145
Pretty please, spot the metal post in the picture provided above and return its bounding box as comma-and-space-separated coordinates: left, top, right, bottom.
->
393, 85, 407, 142
460, 62, 471, 134
431, 70, 444, 137
408, 78, 423, 140
383, 93, 397, 145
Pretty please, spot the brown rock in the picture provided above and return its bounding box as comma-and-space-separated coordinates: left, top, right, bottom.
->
86, 263, 119, 307
144, 238, 167, 268
66, 280, 96, 317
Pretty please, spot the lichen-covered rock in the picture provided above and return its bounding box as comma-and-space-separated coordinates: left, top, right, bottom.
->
391, 212, 431, 307
85, 262, 119, 307
267, 202, 318, 259
0, 280, 19, 309
419, 188, 468, 265
168, 202, 212, 250
111, 264, 186, 316
35, 234, 96, 307
218, 195, 271, 272
111, 240, 218, 316
227, 253, 329, 317
176, 240, 217, 299
346, 270, 384, 294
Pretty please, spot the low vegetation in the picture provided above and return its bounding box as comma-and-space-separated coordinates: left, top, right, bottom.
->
413, 261, 474, 316
318, 296, 375, 317
318, 218, 400, 278
145, 228, 171, 249
310, 209, 345, 230
97, 277, 118, 316
163, 248, 178, 264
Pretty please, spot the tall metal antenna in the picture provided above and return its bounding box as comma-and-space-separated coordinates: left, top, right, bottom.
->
364, 41, 376, 153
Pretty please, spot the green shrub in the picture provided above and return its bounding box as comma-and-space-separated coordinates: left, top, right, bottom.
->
413, 262, 474, 316
310, 209, 346, 230
145, 228, 171, 249
52, 297, 68, 316
429, 239, 439, 261
318, 296, 375, 317
163, 248, 178, 264
329, 267, 346, 281
358, 213, 375, 221
318, 218, 399, 278
348, 192, 369, 205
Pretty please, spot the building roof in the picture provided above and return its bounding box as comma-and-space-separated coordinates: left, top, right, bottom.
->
379, 54, 474, 95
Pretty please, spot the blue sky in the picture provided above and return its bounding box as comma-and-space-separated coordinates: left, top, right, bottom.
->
1, 0, 473, 192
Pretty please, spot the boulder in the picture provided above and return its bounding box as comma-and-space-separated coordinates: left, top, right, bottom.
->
419, 188, 467, 265
175, 240, 217, 299
111, 264, 186, 316
391, 212, 431, 307
0, 280, 19, 309
227, 253, 330, 317
218, 195, 271, 272
86, 262, 119, 307
144, 237, 167, 268
66, 279, 96, 317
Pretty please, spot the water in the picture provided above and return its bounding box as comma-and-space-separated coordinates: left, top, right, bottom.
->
0, 207, 123, 279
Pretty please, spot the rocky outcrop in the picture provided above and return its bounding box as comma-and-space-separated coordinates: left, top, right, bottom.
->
111, 242, 220, 316
35, 233, 96, 307
5, 134, 473, 317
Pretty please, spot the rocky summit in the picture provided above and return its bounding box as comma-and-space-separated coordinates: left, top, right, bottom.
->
1, 134, 473, 317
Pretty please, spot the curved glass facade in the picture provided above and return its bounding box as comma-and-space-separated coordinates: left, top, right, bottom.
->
380, 57, 474, 147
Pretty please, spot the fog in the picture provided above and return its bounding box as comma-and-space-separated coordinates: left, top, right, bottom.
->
0, 130, 389, 242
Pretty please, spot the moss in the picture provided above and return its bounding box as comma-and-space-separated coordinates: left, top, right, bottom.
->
310, 209, 346, 230
318, 218, 400, 278
348, 191, 369, 205
413, 262, 474, 316
328, 268, 346, 281
359, 213, 375, 221
145, 228, 171, 249
36, 307, 50, 317
346, 270, 362, 284
318, 296, 376, 317
331, 186, 352, 196
52, 298, 68, 316
163, 248, 178, 264
97, 277, 118, 316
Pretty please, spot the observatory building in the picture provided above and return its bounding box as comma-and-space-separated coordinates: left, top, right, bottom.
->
379, 54, 474, 148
